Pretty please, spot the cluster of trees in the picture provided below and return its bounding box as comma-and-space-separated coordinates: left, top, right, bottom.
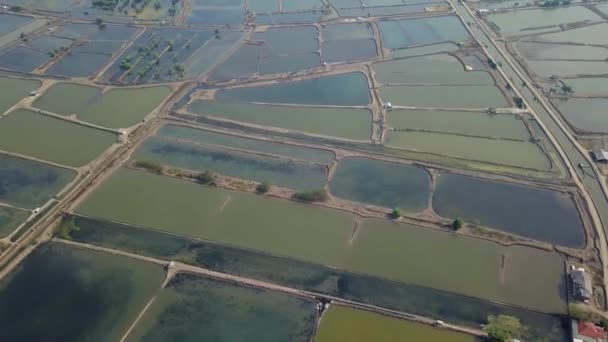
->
569, 304, 608, 328
256, 181, 271, 194
540, 0, 571, 7
484, 315, 522, 341
168, 0, 180, 16
196, 170, 215, 184
292, 189, 328, 202
48, 46, 69, 58
92, 0, 119, 11
135, 160, 163, 173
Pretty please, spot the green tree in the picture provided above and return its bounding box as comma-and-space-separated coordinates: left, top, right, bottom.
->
197, 170, 215, 184
390, 208, 401, 219
256, 181, 271, 194
484, 315, 522, 341
561, 84, 573, 94
292, 189, 328, 202
569, 303, 595, 321
452, 217, 464, 230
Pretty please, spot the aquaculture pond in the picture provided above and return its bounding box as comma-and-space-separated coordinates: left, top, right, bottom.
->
186, 101, 372, 140
77, 169, 567, 312
373, 54, 495, 85
315, 306, 477, 342
186, 0, 245, 25
0, 19, 48, 49
329, 157, 430, 211
553, 98, 608, 134
434, 173, 584, 247
0, 23, 135, 76
0, 154, 75, 209
387, 110, 531, 140
125, 273, 317, 342
214, 72, 371, 106
561, 78, 608, 97
386, 128, 550, 170
0, 242, 164, 342
0, 14, 31, 36
487, 6, 603, 35
157, 125, 335, 164
531, 23, 608, 46
34, 83, 171, 128
378, 85, 508, 108
135, 136, 328, 190
378, 16, 470, 50
388, 42, 460, 59
62, 214, 568, 341
0, 110, 117, 167
321, 23, 378, 63
0, 206, 29, 238
525, 60, 608, 78
0, 77, 40, 115
210, 26, 322, 79
516, 41, 608, 61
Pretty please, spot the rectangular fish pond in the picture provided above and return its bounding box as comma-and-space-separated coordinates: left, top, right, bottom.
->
76, 168, 568, 313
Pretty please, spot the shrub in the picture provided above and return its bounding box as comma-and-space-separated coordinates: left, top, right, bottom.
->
256, 181, 270, 194
292, 189, 328, 202
197, 170, 215, 184
135, 160, 162, 173
452, 217, 464, 230
390, 208, 401, 219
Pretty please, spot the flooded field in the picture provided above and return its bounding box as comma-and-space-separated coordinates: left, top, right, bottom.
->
0, 110, 117, 167
0, 242, 164, 342
213, 72, 371, 106
329, 157, 430, 211
33, 83, 170, 128
315, 306, 477, 342
62, 214, 568, 340
186, 101, 372, 140
434, 173, 584, 247
0, 77, 40, 114
125, 273, 317, 342
487, 6, 603, 35
135, 136, 328, 190
0, 154, 75, 209
77, 169, 566, 312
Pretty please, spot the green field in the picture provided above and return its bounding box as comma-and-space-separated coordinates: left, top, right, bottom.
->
0, 110, 117, 167
315, 306, 477, 342
77, 168, 566, 312
33, 83, 171, 128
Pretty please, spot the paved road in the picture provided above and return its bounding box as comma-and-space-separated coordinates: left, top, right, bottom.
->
451, 0, 608, 303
